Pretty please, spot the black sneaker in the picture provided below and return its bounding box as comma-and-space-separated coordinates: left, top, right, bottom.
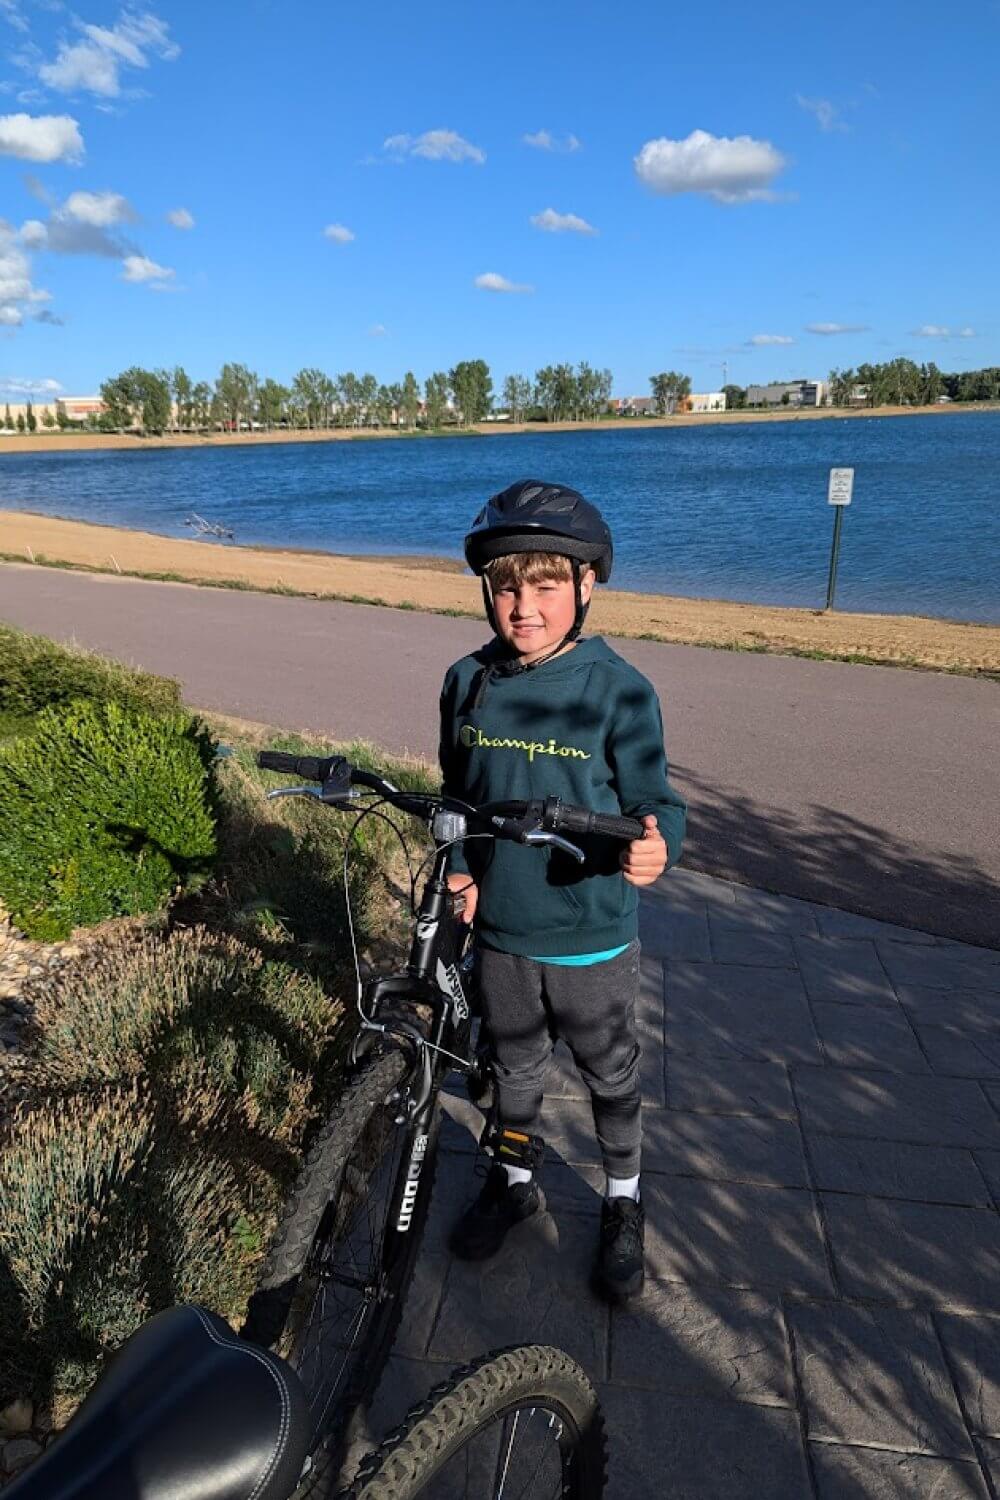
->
450, 1164, 541, 1261
598, 1195, 645, 1301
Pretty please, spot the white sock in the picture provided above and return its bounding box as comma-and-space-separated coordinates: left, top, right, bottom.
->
606, 1173, 640, 1202
503, 1164, 533, 1187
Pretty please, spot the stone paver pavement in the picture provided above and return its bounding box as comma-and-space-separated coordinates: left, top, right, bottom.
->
363, 869, 1000, 1498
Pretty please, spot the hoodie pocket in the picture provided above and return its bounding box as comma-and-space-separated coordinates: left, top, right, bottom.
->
477, 843, 583, 936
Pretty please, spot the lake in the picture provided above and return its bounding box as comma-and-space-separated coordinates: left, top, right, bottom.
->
2, 411, 998, 623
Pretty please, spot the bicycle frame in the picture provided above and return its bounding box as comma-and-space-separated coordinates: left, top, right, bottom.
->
354, 834, 475, 1255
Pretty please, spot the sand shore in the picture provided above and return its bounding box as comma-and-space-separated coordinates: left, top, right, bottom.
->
0, 401, 993, 456
2, 510, 997, 676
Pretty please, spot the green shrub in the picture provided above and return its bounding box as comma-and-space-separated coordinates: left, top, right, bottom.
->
0, 624, 183, 720
0, 699, 218, 940
0, 1086, 257, 1408
30, 926, 345, 1148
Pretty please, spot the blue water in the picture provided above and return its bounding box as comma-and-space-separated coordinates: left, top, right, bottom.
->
2, 412, 999, 622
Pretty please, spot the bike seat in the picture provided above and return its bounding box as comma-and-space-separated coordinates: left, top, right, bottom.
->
5, 1305, 311, 1500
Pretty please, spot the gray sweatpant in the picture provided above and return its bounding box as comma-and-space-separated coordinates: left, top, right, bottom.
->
476, 940, 642, 1178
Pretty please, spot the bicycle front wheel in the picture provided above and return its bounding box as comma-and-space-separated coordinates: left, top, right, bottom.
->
242, 1048, 440, 1493
345, 1345, 607, 1499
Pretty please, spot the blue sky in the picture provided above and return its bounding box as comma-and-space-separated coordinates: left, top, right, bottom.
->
0, 0, 996, 401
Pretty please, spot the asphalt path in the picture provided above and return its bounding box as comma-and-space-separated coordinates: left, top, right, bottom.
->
3, 563, 998, 947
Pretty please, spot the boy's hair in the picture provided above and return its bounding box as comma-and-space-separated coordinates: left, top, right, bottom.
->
484, 551, 575, 590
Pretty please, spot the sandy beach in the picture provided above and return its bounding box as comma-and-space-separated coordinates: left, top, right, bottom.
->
2, 509, 997, 675
0, 401, 993, 456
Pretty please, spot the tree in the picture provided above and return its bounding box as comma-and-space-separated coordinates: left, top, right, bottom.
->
649, 371, 690, 415
42, 409, 56, 429
501, 373, 532, 422
335, 372, 360, 428
56, 406, 69, 429
449, 359, 492, 425
400, 371, 420, 429
921, 361, 943, 406
533, 366, 556, 422
172, 366, 193, 431
423, 371, 450, 428
16, 412, 25, 433
191, 382, 212, 430
257, 379, 289, 429
827, 368, 857, 407
722, 384, 746, 410
359, 373, 378, 427
216, 363, 258, 430
25, 400, 36, 433
3, 404, 11, 429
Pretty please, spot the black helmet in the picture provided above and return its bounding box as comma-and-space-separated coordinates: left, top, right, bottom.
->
465, 479, 613, 583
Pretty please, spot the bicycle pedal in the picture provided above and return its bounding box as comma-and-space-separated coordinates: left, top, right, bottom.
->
479, 1120, 545, 1172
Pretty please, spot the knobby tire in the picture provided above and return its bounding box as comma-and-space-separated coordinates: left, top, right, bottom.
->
344, 1345, 608, 1500
241, 1048, 441, 1496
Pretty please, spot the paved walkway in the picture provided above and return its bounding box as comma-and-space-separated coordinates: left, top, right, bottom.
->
361, 870, 1000, 1499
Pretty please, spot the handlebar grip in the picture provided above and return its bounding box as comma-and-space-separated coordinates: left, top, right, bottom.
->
589, 811, 645, 842
257, 751, 331, 782
547, 799, 644, 843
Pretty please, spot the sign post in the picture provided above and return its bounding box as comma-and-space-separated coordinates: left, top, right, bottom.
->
824, 467, 854, 611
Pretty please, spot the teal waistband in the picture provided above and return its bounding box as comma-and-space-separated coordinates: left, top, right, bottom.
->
525, 943, 630, 967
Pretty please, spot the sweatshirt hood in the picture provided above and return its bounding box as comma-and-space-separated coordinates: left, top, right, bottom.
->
471, 636, 615, 708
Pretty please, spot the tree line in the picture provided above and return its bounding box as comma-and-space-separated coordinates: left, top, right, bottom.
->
85, 359, 616, 435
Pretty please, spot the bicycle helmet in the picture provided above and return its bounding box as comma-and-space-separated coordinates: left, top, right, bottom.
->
464, 481, 614, 688
464, 479, 613, 582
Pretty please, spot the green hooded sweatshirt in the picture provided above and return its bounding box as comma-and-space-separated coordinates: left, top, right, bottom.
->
438, 636, 687, 957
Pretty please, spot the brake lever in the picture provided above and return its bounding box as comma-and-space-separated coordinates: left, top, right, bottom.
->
266, 786, 324, 801
522, 828, 586, 864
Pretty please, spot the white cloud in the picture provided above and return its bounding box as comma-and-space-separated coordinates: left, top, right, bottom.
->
39, 11, 180, 98
323, 223, 355, 243
19, 218, 48, 247
522, 130, 580, 153
166, 206, 194, 229
805, 322, 869, 334
634, 128, 788, 203
0, 376, 63, 394
121, 253, 173, 285
748, 333, 795, 346
0, 112, 83, 162
368, 323, 387, 336
0, 1, 29, 35
383, 129, 485, 164
530, 207, 597, 236
474, 272, 533, 294
912, 324, 978, 339
63, 190, 135, 226
795, 95, 848, 133
0, 218, 50, 327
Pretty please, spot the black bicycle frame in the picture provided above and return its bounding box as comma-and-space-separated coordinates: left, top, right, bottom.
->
365, 842, 473, 1255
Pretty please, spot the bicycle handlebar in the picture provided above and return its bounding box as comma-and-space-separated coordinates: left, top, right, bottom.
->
255, 753, 645, 845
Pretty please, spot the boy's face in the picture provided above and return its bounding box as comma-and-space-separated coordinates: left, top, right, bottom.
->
491, 566, 595, 663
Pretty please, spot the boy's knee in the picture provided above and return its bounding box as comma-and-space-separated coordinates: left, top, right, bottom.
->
577, 1043, 641, 1100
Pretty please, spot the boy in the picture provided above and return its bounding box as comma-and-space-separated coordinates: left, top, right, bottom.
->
438, 479, 687, 1300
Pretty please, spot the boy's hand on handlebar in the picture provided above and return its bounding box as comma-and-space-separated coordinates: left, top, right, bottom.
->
620, 815, 668, 887
447, 872, 479, 924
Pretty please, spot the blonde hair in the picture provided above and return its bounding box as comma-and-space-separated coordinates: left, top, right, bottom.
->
484, 551, 575, 590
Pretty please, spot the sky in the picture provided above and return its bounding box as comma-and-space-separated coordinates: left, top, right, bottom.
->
0, 0, 996, 402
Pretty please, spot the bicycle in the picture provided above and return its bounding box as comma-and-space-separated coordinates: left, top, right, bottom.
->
237, 749, 642, 1494
4, 1303, 607, 1500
